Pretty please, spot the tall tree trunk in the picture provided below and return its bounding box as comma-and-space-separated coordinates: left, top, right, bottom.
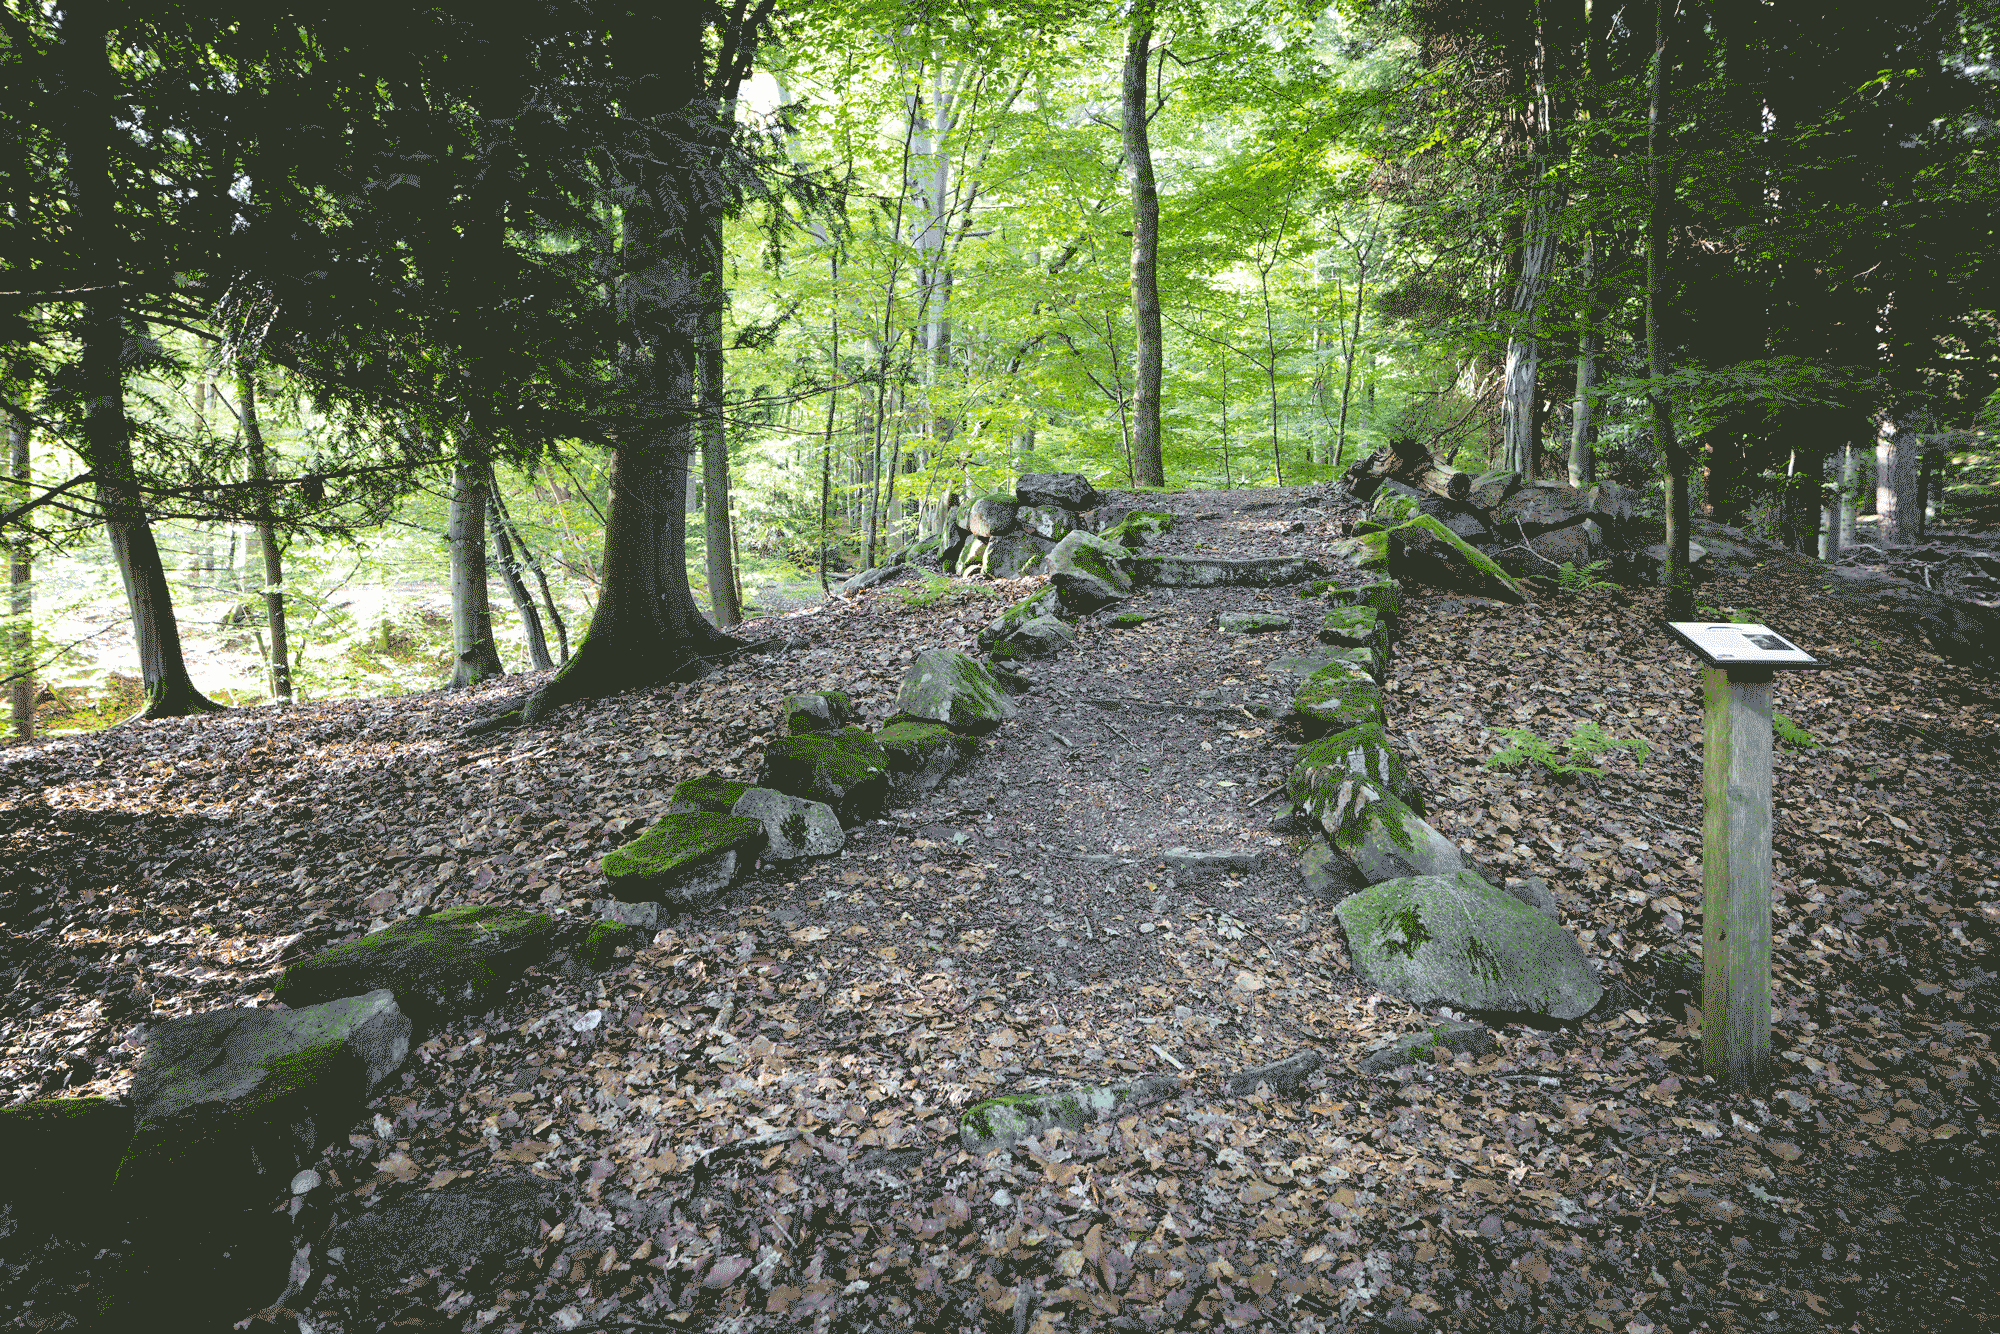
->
1836, 439, 1861, 552
448, 447, 505, 686
1647, 0, 1694, 618
8, 412, 30, 741
1570, 230, 1601, 486
1122, 0, 1166, 488
238, 370, 292, 701
820, 265, 838, 596
64, 3, 217, 721
698, 212, 741, 628
486, 469, 554, 670
489, 478, 567, 663
517, 3, 744, 726
1874, 411, 1919, 545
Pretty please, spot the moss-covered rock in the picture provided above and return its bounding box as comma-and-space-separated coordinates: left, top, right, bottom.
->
1370, 489, 1423, 528
967, 495, 1020, 538
1109, 611, 1152, 627
988, 639, 1030, 664
956, 536, 989, 575
959, 1074, 1179, 1154
1299, 842, 1363, 899
1325, 577, 1401, 620
1318, 605, 1380, 648
875, 719, 980, 804
992, 664, 1033, 694
1218, 611, 1292, 634
578, 920, 637, 969
731, 786, 845, 858
1337, 872, 1601, 1018
1389, 513, 1532, 603
1047, 530, 1136, 614
1290, 661, 1385, 738
0, 1096, 133, 1236
1359, 1020, 1499, 1073
1018, 504, 1077, 542
602, 811, 767, 901
1288, 725, 1424, 830
977, 588, 1059, 648
1010, 615, 1076, 655
1129, 554, 1331, 588
982, 534, 1050, 579
894, 649, 1018, 733
1326, 642, 1387, 684
667, 772, 756, 814
277, 909, 550, 1030
758, 729, 891, 825
1330, 792, 1467, 885
1325, 530, 1392, 573
1098, 509, 1175, 548
783, 691, 854, 736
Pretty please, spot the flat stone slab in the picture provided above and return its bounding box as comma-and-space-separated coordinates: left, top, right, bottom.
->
1160, 847, 1263, 873
960, 1075, 1180, 1154
731, 786, 845, 860
275, 908, 552, 1030
602, 812, 766, 902
1337, 871, 1602, 1019
328, 1174, 565, 1286
1224, 1050, 1323, 1097
1130, 554, 1329, 588
1218, 612, 1292, 634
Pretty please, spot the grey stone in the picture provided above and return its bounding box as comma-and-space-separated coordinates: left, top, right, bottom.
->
1300, 842, 1365, 898
1217, 612, 1291, 634
599, 812, 767, 900
595, 898, 662, 931
981, 534, 1049, 579
1018, 504, 1077, 542
1318, 605, 1380, 648
1009, 615, 1076, 656
978, 589, 1059, 648
1337, 871, 1603, 1019
1047, 530, 1136, 614
1289, 724, 1425, 825
1015, 471, 1101, 511
959, 1075, 1179, 1154
874, 719, 980, 803
1360, 1021, 1500, 1074
731, 787, 845, 860
328, 1175, 565, 1286
1225, 1050, 1324, 1098
1129, 554, 1330, 588
274, 908, 553, 1031
955, 537, 988, 575
1468, 469, 1524, 510
1504, 876, 1561, 923
783, 691, 854, 736
758, 731, 890, 826
895, 649, 1019, 732
1099, 510, 1174, 547
1161, 847, 1262, 873
967, 495, 1020, 538
1290, 661, 1385, 738
1335, 795, 1467, 884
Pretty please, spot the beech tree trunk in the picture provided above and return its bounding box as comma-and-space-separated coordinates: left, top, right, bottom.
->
698, 212, 741, 628
1122, 0, 1166, 488
487, 470, 554, 671
1570, 231, 1600, 487
238, 370, 291, 701
8, 412, 30, 741
65, 3, 218, 721
1647, 0, 1695, 619
1875, 412, 1920, 546
448, 449, 505, 687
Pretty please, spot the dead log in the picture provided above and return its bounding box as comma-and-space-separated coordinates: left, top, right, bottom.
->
1337, 436, 1471, 503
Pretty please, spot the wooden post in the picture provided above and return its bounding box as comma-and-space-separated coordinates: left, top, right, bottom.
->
1700, 663, 1773, 1091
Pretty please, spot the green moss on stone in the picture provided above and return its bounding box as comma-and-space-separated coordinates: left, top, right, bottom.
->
1099, 510, 1175, 548
1289, 725, 1420, 822
668, 772, 756, 813
602, 812, 764, 884
1291, 663, 1385, 736
274, 906, 553, 1010
989, 640, 1029, 662
580, 920, 636, 969
875, 719, 964, 765
1110, 612, 1151, 627
1388, 514, 1530, 601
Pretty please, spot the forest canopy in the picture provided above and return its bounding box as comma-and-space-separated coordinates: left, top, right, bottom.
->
2, 0, 1995, 735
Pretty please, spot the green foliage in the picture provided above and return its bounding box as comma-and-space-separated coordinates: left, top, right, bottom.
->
1773, 712, 1823, 751
1484, 722, 1651, 778
1554, 559, 1617, 593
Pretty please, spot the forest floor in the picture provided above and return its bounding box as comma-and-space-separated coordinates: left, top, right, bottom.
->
2, 484, 1998, 1334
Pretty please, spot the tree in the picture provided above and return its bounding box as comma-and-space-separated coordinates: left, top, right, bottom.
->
237, 368, 292, 701
1646, 0, 1695, 619
448, 443, 505, 686
7, 410, 29, 741
1122, 0, 1167, 487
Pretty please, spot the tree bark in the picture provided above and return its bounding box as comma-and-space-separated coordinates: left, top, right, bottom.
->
1501, 14, 1559, 481
487, 469, 554, 671
1122, 0, 1166, 488
489, 478, 566, 663
8, 412, 30, 741
1570, 230, 1601, 487
1874, 412, 1919, 545
64, 3, 218, 721
698, 211, 741, 628
517, 5, 744, 726
238, 370, 292, 701
448, 447, 505, 686
1647, 0, 1695, 618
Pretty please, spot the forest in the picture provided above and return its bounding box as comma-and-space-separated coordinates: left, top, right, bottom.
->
1, 2, 1998, 1333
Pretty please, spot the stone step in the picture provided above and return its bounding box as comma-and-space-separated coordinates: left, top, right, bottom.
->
1127, 554, 1330, 588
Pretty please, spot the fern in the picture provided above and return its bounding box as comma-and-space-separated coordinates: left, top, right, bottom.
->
1556, 559, 1617, 593
1483, 722, 1651, 778
1773, 712, 1822, 750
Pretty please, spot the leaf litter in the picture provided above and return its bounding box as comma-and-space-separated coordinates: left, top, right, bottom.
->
0, 489, 1994, 1332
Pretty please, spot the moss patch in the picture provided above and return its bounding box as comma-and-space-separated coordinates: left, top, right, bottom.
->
1099, 510, 1175, 548
782, 692, 854, 736
758, 730, 891, 824
602, 812, 764, 883
1389, 514, 1530, 602
668, 772, 756, 813
579, 920, 636, 969
275, 906, 554, 1019
1291, 663, 1385, 737
1109, 611, 1151, 627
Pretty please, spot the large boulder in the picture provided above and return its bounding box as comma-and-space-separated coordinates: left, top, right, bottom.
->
1822, 563, 2000, 677
758, 729, 891, 825
1129, 553, 1330, 588
981, 534, 1050, 579
873, 719, 980, 803
1467, 469, 1524, 510
895, 649, 1019, 732
1332, 792, 1467, 884
967, 495, 1021, 538
1288, 725, 1424, 824
274, 908, 552, 1030
730, 787, 845, 860
1290, 661, 1385, 738
1099, 510, 1174, 547
1484, 483, 1602, 577
1018, 505, 1077, 542
1389, 514, 1531, 602
1047, 530, 1136, 614
1015, 471, 1101, 511
601, 812, 766, 901
328, 1174, 565, 1286
1337, 871, 1602, 1019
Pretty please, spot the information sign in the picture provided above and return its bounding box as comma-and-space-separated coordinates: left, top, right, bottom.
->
1662, 621, 1821, 669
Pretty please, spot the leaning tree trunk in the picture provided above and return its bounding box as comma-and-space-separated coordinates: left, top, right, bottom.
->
8, 412, 30, 741
448, 448, 505, 686
64, 6, 217, 720
239, 370, 292, 701
486, 469, 554, 671
1122, 0, 1166, 489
